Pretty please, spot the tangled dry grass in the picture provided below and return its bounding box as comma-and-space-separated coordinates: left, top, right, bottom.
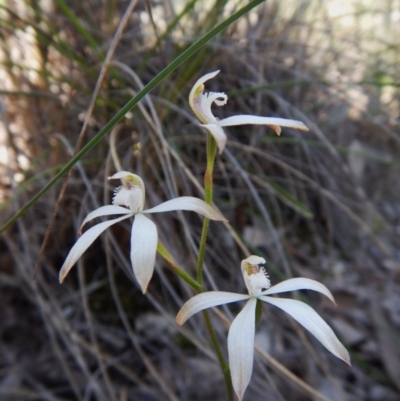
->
1, 0, 400, 400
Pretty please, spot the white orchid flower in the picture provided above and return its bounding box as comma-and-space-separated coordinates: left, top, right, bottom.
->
176, 255, 350, 401
59, 171, 227, 293
189, 70, 309, 154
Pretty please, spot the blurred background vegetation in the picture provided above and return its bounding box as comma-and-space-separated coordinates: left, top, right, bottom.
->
1, 0, 400, 400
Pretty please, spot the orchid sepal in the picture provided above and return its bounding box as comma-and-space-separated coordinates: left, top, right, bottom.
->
260, 296, 350, 364
143, 196, 227, 221
59, 214, 131, 283
176, 292, 250, 325
79, 205, 131, 234
130, 213, 158, 293
228, 298, 257, 401
262, 277, 335, 304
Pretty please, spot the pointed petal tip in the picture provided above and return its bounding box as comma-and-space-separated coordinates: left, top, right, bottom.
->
108, 171, 141, 180
292, 121, 309, 132
340, 347, 351, 366
237, 391, 244, 401
200, 123, 227, 154
141, 282, 149, 294
203, 69, 220, 80
269, 125, 281, 136
59, 271, 66, 284
108, 171, 132, 180
175, 313, 184, 326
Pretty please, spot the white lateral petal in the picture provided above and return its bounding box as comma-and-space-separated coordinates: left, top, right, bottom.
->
200, 123, 227, 154
59, 214, 131, 283
176, 292, 249, 325
143, 196, 227, 221
263, 278, 335, 304
260, 296, 350, 364
218, 115, 309, 131
131, 213, 158, 294
79, 205, 131, 233
228, 298, 257, 401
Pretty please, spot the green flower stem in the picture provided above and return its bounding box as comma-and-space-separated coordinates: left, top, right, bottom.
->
0, 0, 265, 233
195, 135, 233, 400
196, 133, 218, 284
158, 237, 233, 401
203, 309, 234, 401
157, 242, 201, 292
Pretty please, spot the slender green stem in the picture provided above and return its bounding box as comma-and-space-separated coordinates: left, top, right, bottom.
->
196, 218, 210, 284
196, 134, 233, 400
157, 242, 201, 292
203, 310, 234, 401
0, 0, 264, 234
204, 134, 218, 204
196, 134, 218, 283
159, 230, 233, 400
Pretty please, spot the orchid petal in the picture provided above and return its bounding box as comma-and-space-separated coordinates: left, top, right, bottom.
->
218, 115, 309, 132
228, 298, 257, 401
263, 278, 335, 304
131, 213, 158, 294
176, 292, 249, 325
79, 205, 131, 234
143, 196, 227, 221
59, 214, 131, 283
260, 296, 350, 364
200, 123, 227, 154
